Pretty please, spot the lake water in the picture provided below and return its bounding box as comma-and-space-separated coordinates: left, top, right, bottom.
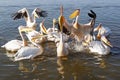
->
0, 0, 120, 80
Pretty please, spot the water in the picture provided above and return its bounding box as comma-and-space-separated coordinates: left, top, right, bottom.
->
0, 0, 120, 80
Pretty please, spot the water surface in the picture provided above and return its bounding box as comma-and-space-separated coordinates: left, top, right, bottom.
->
0, 0, 120, 80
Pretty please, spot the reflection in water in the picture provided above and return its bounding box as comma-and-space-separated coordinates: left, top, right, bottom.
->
56, 57, 94, 80
5, 52, 15, 61
2, 50, 119, 80
18, 61, 40, 72
57, 58, 74, 80
93, 55, 106, 68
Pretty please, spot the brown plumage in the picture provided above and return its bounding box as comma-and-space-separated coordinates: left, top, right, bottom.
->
60, 7, 96, 42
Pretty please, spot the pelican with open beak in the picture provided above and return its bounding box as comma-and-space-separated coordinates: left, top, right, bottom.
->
56, 7, 69, 57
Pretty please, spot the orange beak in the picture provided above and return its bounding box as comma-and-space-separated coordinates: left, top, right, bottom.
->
69, 9, 80, 19
40, 19, 47, 34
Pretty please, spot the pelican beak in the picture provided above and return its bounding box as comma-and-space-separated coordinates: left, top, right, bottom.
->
101, 36, 113, 47
69, 9, 80, 19
105, 40, 113, 47
40, 19, 47, 34
97, 34, 101, 40
58, 15, 65, 31
94, 23, 102, 32
18, 27, 34, 32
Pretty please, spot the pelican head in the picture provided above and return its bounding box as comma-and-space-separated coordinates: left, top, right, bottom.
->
53, 18, 58, 25
94, 23, 102, 40
69, 9, 80, 19
101, 36, 112, 47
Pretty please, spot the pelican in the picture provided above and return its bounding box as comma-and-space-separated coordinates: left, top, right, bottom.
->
1, 39, 23, 52
94, 23, 112, 40
60, 6, 96, 42
56, 7, 69, 57
39, 18, 69, 43
14, 45, 44, 61
46, 18, 59, 33
12, 8, 47, 46
13, 39, 44, 61
25, 19, 49, 47
88, 35, 112, 55
12, 8, 47, 29
25, 29, 48, 46
1, 22, 47, 53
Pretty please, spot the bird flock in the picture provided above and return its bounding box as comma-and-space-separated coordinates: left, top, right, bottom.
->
1, 6, 112, 61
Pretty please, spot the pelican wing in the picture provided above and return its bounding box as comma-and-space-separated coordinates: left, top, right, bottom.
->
12, 11, 27, 20
88, 10, 96, 19
35, 8, 48, 17
12, 12, 23, 20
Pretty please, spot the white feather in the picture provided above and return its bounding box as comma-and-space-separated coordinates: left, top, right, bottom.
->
1, 39, 23, 52
14, 46, 43, 61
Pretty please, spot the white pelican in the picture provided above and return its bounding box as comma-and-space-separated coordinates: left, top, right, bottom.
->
25, 19, 49, 47
12, 8, 47, 29
14, 45, 44, 61
13, 38, 44, 61
46, 18, 59, 33
1, 39, 23, 52
88, 35, 112, 55
12, 8, 47, 46
60, 6, 96, 42
94, 23, 112, 40
56, 7, 69, 57
39, 18, 69, 43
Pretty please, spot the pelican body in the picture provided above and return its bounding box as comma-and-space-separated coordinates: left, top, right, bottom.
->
89, 41, 110, 55
14, 46, 43, 61
1, 39, 23, 52
60, 8, 96, 42
56, 32, 69, 57
88, 36, 112, 55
